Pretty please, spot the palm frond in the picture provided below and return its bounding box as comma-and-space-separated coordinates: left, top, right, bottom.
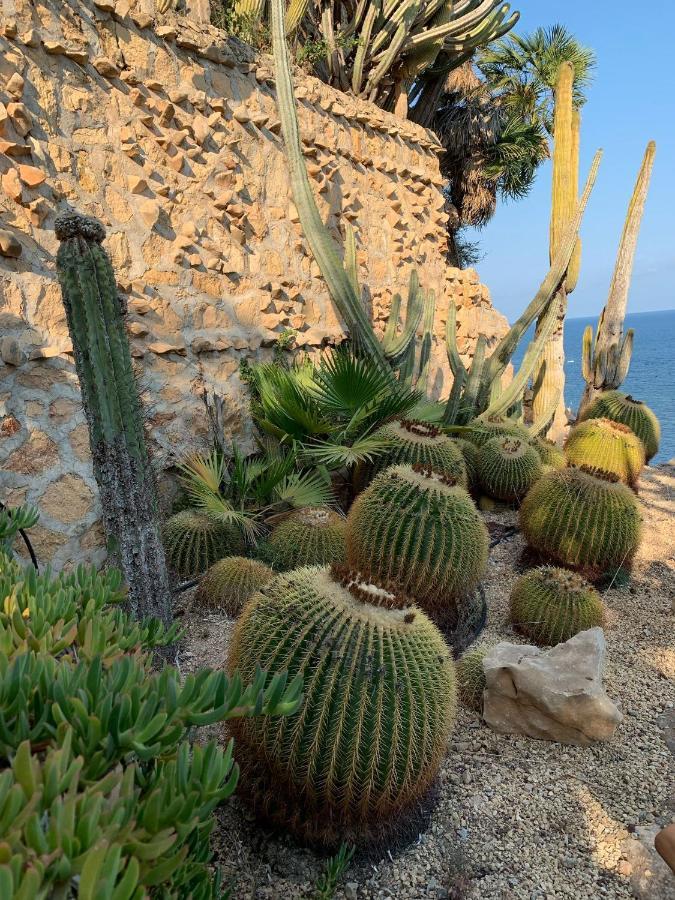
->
272, 469, 334, 508
249, 361, 330, 442
305, 433, 395, 468
194, 491, 261, 541
178, 450, 225, 502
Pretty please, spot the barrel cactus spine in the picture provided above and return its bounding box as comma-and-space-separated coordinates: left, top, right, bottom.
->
519, 465, 642, 581
162, 510, 241, 578
477, 436, 543, 503
456, 649, 487, 712
564, 417, 645, 489
579, 391, 660, 462
195, 556, 275, 616
531, 435, 566, 470
265, 507, 346, 570
510, 566, 605, 646
228, 564, 456, 845
346, 464, 489, 614
55, 212, 172, 627
464, 416, 531, 449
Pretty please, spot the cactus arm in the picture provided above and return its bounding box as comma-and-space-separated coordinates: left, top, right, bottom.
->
351, 0, 381, 94
381, 271, 424, 364
614, 329, 634, 384
285, 0, 311, 34
581, 325, 594, 384
565, 108, 581, 292
480, 149, 602, 396
413, 289, 437, 394
365, 3, 420, 96
271, 0, 390, 370
441, 298, 468, 424
460, 335, 487, 423
234, 0, 266, 21
55, 213, 173, 634
344, 223, 360, 296
529, 379, 563, 437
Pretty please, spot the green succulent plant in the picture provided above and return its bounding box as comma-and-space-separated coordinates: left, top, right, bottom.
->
477, 436, 543, 502
346, 464, 488, 615
162, 509, 242, 578
228, 564, 455, 845
531, 435, 566, 470
453, 438, 481, 491
195, 556, 275, 616
564, 417, 645, 489
456, 649, 486, 712
578, 391, 660, 462
509, 565, 605, 646
463, 416, 532, 448
519, 465, 642, 580
265, 507, 346, 570
357, 419, 468, 492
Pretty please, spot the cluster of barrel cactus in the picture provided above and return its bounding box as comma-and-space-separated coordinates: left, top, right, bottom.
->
510, 566, 605, 645
531, 436, 566, 471
162, 509, 242, 577
264, 507, 347, 570
228, 565, 456, 845
464, 416, 532, 449
579, 391, 660, 462
519, 466, 642, 580
476, 437, 543, 503
195, 556, 275, 616
564, 417, 645, 489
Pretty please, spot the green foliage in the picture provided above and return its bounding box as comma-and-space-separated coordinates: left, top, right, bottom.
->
509, 566, 605, 646
0, 550, 302, 897
578, 391, 660, 462
314, 842, 355, 899
346, 465, 488, 615
463, 416, 531, 448
0, 505, 38, 559
358, 419, 468, 491
228, 565, 455, 845
264, 508, 346, 570
162, 510, 243, 578
195, 557, 275, 616
477, 436, 542, 502
456, 650, 486, 712
531, 435, 566, 470
519, 466, 642, 580
564, 417, 645, 489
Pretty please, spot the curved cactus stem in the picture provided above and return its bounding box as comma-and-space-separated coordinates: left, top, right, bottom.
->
460, 334, 487, 423
441, 298, 468, 424
271, 0, 390, 371
382, 271, 424, 364
413, 288, 437, 394
529, 379, 563, 437
285, 0, 312, 34
581, 325, 594, 384
344, 223, 360, 295
614, 329, 634, 385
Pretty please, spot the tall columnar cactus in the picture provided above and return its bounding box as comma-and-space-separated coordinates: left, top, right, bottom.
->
270, 0, 602, 421
519, 466, 642, 581
162, 509, 242, 577
55, 212, 172, 627
531, 62, 579, 438
195, 556, 275, 616
477, 436, 543, 503
578, 142, 657, 414
509, 566, 605, 646
265, 507, 346, 570
346, 465, 489, 614
358, 419, 468, 491
579, 391, 660, 462
564, 417, 645, 489
228, 565, 456, 845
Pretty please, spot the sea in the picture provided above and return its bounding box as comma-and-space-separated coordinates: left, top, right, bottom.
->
512, 309, 675, 464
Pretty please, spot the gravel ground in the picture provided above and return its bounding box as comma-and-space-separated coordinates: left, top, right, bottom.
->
178, 464, 675, 900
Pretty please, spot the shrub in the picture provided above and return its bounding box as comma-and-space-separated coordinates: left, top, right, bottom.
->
195, 556, 275, 616
477, 436, 543, 502
265, 507, 346, 570
228, 565, 455, 845
0, 538, 301, 897
519, 466, 642, 580
346, 465, 488, 615
456, 650, 486, 712
564, 417, 645, 488
162, 509, 242, 577
509, 566, 605, 645
579, 390, 660, 461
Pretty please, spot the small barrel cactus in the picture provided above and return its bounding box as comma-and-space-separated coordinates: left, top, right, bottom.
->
453, 438, 481, 491
564, 417, 645, 489
162, 510, 241, 577
519, 466, 642, 580
510, 566, 605, 646
477, 436, 543, 502
464, 416, 531, 448
228, 565, 456, 845
359, 419, 468, 490
579, 391, 660, 462
531, 436, 566, 470
456, 650, 486, 712
195, 556, 275, 616
265, 507, 346, 570
346, 465, 488, 613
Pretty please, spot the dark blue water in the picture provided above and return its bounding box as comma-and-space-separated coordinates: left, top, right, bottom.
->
513, 309, 674, 463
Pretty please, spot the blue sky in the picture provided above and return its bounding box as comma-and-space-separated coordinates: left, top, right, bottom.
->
471, 0, 675, 321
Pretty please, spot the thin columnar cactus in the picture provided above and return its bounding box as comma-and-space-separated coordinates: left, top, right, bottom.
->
509, 566, 605, 646
227, 565, 456, 845
346, 465, 489, 613
519, 465, 642, 581
578, 391, 660, 462
195, 556, 275, 616
55, 212, 172, 627
456, 649, 486, 712
163, 510, 241, 577
265, 507, 346, 570
578, 142, 657, 413
564, 417, 645, 489
477, 436, 543, 503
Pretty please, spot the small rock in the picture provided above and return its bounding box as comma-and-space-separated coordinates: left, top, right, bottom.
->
93, 57, 119, 78
18, 164, 46, 187
6, 73, 25, 99
0, 337, 25, 365
1, 168, 23, 203
344, 883, 358, 900
0, 230, 22, 258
